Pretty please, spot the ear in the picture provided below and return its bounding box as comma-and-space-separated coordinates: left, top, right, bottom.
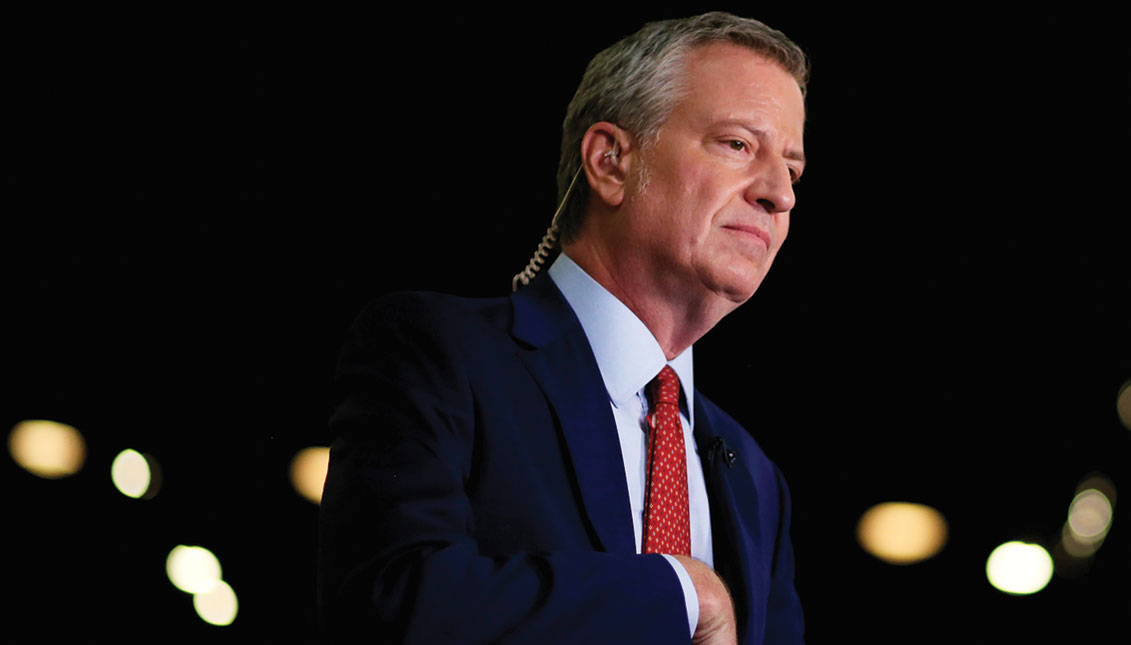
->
580, 122, 634, 208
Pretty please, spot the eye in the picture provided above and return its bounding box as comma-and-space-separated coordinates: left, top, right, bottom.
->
726, 139, 747, 152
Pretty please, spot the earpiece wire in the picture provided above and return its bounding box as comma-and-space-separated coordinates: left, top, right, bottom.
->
511, 164, 585, 292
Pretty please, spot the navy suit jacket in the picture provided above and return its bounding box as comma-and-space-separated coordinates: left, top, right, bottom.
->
318, 273, 804, 643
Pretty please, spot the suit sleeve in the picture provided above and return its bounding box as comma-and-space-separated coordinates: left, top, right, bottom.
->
762, 463, 805, 644
317, 295, 691, 644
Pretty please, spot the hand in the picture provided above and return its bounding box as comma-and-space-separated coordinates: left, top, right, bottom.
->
671, 555, 737, 645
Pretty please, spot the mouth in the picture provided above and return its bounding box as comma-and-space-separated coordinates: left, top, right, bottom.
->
722, 224, 771, 248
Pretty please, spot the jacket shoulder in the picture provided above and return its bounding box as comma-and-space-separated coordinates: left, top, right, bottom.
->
353, 290, 510, 332
696, 393, 766, 456
695, 391, 791, 485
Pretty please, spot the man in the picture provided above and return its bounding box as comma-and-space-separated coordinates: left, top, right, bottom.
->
319, 12, 807, 644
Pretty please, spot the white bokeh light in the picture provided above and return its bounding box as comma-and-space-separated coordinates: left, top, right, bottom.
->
193, 579, 238, 626
166, 545, 222, 594
986, 541, 1053, 595
111, 449, 152, 498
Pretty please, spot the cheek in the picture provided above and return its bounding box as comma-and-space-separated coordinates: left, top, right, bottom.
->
774, 213, 791, 248
686, 179, 731, 233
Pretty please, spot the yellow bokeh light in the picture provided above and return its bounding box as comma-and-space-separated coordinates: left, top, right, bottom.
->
166, 545, 222, 594
1068, 489, 1113, 542
856, 502, 948, 564
111, 449, 152, 499
193, 579, 238, 626
290, 446, 330, 504
1118, 380, 1131, 431
8, 419, 87, 478
986, 541, 1053, 595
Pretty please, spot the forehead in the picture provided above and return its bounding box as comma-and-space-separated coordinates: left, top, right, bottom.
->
671, 43, 805, 139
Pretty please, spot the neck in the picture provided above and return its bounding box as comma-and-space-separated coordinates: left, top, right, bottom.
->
562, 240, 735, 361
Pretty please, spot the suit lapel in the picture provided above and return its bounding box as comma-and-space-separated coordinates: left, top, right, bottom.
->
509, 274, 636, 555
694, 395, 767, 642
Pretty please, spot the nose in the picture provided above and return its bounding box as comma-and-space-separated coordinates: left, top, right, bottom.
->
744, 158, 796, 214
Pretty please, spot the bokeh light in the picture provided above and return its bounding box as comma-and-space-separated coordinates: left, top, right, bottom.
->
1060, 523, 1101, 560
167, 545, 222, 594
1067, 489, 1113, 543
1058, 475, 1116, 561
1052, 532, 1095, 578
111, 449, 156, 499
8, 419, 87, 478
1058, 473, 1112, 556
1118, 380, 1131, 431
1076, 473, 1117, 508
986, 541, 1053, 595
290, 446, 330, 504
856, 502, 948, 564
193, 579, 238, 626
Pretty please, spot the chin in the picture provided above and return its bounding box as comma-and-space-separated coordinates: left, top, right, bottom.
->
710, 276, 764, 306
725, 285, 760, 304
694, 254, 771, 305
712, 265, 767, 301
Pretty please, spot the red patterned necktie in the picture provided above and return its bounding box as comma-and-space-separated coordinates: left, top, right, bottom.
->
642, 365, 691, 556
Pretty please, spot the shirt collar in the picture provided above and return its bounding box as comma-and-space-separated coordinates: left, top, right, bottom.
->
548, 253, 695, 424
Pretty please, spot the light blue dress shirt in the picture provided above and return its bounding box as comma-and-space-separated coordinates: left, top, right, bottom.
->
549, 253, 712, 637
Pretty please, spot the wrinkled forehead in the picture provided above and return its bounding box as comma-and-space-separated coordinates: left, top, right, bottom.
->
677, 39, 806, 96
673, 43, 806, 135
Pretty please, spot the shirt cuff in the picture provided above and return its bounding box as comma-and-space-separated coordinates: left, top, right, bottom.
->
661, 554, 699, 637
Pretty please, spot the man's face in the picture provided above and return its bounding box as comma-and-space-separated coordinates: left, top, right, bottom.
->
619, 43, 806, 308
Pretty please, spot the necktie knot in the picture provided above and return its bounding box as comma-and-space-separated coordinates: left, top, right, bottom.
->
651, 365, 680, 406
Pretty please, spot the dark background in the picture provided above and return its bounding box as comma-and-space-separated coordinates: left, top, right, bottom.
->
7, 6, 1128, 642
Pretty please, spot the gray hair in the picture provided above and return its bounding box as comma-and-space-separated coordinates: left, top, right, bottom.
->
555, 12, 808, 243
